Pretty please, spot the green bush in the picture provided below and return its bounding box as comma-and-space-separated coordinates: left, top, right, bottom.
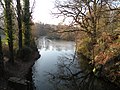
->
77, 37, 92, 58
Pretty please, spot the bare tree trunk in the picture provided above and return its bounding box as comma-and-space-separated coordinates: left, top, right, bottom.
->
92, 0, 97, 65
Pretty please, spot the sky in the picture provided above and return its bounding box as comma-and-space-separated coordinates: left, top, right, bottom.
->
31, 0, 64, 25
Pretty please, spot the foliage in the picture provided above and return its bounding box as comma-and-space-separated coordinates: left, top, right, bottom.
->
16, 0, 23, 49
4, 0, 14, 63
54, 0, 120, 61
0, 0, 36, 64
34, 22, 75, 41
23, 0, 31, 47
54, 0, 120, 86
77, 37, 92, 58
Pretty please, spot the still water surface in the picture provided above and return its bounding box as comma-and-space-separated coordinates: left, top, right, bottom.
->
32, 37, 119, 90
32, 37, 78, 90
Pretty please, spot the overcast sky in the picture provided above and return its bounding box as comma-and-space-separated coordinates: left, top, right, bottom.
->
31, 0, 64, 25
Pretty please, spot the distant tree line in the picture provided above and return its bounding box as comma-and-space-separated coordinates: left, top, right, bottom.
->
33, 22, 76, 41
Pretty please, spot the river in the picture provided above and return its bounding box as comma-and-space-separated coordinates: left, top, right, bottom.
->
32, 37, 118, 90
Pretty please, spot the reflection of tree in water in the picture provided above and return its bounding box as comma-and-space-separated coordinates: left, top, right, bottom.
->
45, 54, 119, 90
45, 54, 89, 90
37, 37, 75, 51
37, 37, 51, 50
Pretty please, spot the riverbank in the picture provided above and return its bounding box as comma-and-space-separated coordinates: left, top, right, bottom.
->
93, 42, 120, 88
78, 52, 120, 89
78, 53, 120, 90
76, 32, 120, 89
0, 49, 40, 90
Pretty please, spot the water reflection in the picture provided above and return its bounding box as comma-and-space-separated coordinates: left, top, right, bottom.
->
45, 55, 119, 90
32, 37, 75, 90
45, 55, 81, 90
37, 37, 75, 51
33, 37, 119, 90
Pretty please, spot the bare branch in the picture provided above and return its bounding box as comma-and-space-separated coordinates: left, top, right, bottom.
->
30, 0, 35, 15
0, 0, 5, 9
0, 27, 4, 31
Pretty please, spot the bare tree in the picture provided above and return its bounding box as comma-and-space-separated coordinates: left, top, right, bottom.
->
54, 0, 120, 64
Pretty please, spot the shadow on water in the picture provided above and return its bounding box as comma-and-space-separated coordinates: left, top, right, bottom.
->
45, 54, 119, 90
33, 37, 119, 90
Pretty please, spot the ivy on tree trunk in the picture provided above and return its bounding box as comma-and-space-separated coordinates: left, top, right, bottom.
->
23, 0, 31, 47
4, 0, 14, 63
16, 0, 22, 50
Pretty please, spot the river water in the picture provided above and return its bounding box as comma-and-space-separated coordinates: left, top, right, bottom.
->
32, 37, 79, 90
32, 37, 119, 90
